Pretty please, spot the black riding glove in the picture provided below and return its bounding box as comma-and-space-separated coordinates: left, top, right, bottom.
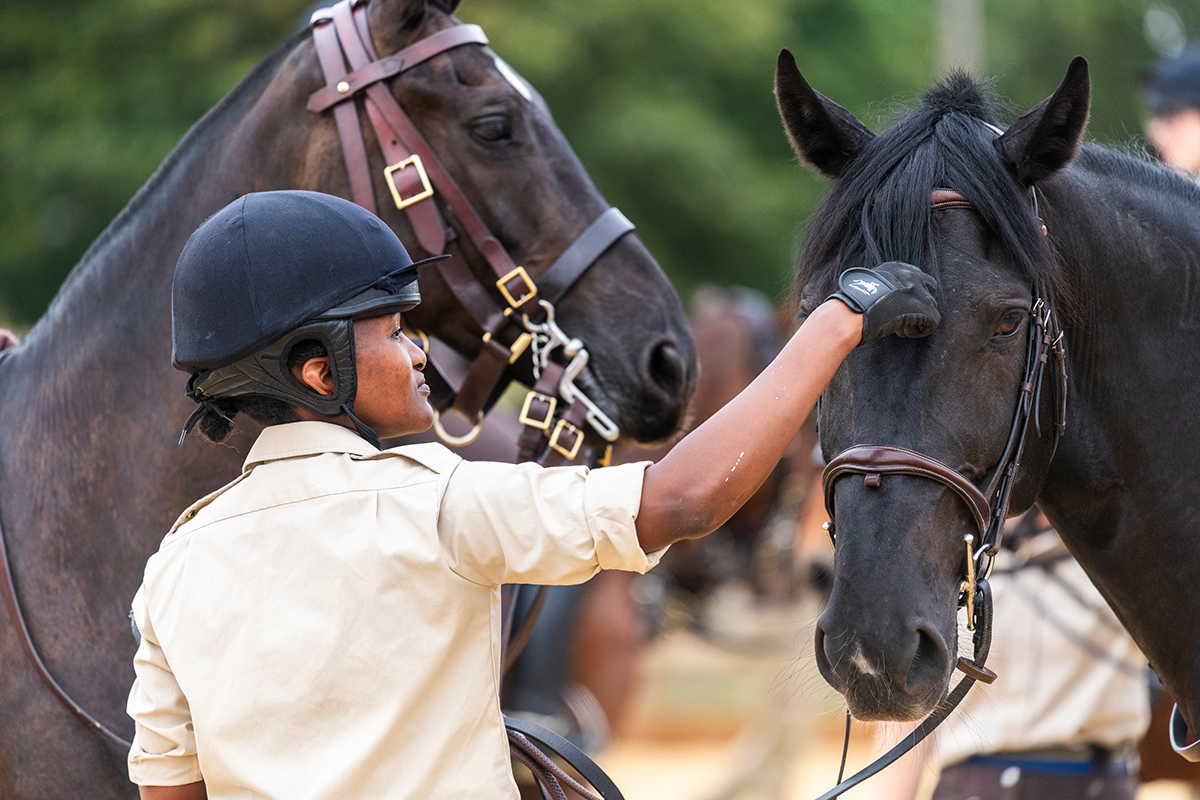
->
828, 262, 940, 344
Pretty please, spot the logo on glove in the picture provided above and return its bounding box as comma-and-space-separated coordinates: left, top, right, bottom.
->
849, 279, 881, 295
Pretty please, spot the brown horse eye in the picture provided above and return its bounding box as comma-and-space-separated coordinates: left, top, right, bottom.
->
471, 116, 511, 143
993, 312, 1023, 337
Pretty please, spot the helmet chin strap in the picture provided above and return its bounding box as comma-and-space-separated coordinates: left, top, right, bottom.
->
340, 404, 381, 450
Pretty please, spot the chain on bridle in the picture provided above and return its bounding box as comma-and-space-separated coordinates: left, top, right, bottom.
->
808, 187, 1068, 799
309, 0, 632, 469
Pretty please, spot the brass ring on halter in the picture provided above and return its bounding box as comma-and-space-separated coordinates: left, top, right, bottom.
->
433, 409, 484, 446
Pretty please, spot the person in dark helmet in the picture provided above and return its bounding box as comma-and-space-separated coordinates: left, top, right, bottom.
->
1145, 44, 1200, 177
127, 189, 940, 800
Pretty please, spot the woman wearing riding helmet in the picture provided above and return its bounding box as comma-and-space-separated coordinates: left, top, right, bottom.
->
127, 189, 939, 800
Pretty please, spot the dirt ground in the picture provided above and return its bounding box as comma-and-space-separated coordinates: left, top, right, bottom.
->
583, 600, 1196, 800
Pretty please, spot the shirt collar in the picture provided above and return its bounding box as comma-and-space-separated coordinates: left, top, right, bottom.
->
243, 421, 381, 473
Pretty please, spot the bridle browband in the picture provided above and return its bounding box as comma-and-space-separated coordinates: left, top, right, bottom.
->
309, 0, 632, 468
809, 187, 1068, 799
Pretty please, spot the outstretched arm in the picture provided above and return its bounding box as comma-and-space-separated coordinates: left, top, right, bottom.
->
636, 299, 857, 552
636, 262, 938, 553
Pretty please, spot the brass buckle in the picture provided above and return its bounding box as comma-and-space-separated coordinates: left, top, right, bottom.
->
549, 419, 583, 460
384, 154, 434, 210
519, 391, 556, 431
496, 266, 537, 309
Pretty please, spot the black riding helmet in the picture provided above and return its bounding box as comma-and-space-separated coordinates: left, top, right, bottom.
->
1146, 44, 1200, 116
172, 190, 448, 446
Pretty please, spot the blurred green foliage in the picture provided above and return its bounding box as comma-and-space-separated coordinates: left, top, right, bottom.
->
0, 0, 1196, 328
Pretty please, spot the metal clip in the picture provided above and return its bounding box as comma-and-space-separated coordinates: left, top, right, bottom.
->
559, 348, 620, 442
384, 154, 434, 211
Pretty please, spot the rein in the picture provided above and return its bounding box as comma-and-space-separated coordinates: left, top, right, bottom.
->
0, 344, 132, 749
309, 0, 631, 468
811, 188, 1068, 798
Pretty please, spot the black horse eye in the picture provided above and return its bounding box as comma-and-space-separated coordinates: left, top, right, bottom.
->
470, 116, 512, 143
993, 310, 1024, 338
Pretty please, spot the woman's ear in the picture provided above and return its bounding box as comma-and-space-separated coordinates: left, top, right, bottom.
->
295, 357, 336, 397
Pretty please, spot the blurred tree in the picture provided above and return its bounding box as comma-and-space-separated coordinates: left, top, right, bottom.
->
0, 0, 1192, 327
0, 0, 312, 329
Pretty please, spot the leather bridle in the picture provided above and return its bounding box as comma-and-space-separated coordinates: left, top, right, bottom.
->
821, 188, 1067, 629
309, 0, 634, 468
808, 188, 1068, 800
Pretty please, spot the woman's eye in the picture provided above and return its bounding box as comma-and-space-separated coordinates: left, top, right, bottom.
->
470, 116, 512, 143
993, 311, 1024, 338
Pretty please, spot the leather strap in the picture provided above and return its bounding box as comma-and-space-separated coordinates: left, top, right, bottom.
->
505, 715, 625, 800
312, 18, 376, 212
307, 25, 489, 112
0, 504, 131, 749
823, 445, 991, 535
538, 208, 634, 304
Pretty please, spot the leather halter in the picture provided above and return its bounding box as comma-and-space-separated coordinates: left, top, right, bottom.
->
309, 0, 632, 467
821, 188, 1068, 623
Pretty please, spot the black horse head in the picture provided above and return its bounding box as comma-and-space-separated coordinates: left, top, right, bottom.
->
775, 53, 1090, 721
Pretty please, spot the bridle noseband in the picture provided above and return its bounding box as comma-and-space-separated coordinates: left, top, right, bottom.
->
310, 0, 633, 467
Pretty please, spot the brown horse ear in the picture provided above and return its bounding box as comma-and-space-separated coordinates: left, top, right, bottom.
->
996, 57, 1091, 187
366, 0, 434, 54
774, 49, 875, 180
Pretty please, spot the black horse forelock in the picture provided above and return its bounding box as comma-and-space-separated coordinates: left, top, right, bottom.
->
793, 73, 1059, 313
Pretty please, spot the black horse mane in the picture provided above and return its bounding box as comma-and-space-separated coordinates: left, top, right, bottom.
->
793, 73, 1058, 312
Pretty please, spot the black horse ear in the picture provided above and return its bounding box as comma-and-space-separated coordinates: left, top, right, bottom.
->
429, 0, 462, 13
774, 49, 876, 180
996, 57, 1091, 187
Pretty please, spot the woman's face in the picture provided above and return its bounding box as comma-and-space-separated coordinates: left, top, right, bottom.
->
1148, 108, 1200, 176
349, 312, 434, 439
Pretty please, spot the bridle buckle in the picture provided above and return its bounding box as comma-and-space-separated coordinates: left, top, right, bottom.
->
384, 154, 435, 210
548, 419, 584, 460
497, 266, 538, 309
518, 391, 557, 431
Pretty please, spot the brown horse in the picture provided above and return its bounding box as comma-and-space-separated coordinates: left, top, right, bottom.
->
0, 1, 697, 796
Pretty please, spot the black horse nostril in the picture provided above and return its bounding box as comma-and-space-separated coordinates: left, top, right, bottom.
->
905, 626, 949, 694
647, 341, 686, 397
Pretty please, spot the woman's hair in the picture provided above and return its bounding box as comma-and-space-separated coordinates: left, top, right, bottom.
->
194, 339, 329, 443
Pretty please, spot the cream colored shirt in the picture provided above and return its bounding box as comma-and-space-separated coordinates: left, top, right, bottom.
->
933, 534, 1149, 768
127, 421, 659, 798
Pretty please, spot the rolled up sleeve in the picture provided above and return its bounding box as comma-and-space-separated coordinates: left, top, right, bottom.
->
127, 587, 203, 786
436, 460, 664, 586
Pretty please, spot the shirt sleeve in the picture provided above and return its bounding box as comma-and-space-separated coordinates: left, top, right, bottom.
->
435, 459, 664, 586
126, 586, 204, 787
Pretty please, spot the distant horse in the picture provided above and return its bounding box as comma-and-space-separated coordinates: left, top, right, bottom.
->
0, 0, 697, 796
773, 50, 1200, 740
